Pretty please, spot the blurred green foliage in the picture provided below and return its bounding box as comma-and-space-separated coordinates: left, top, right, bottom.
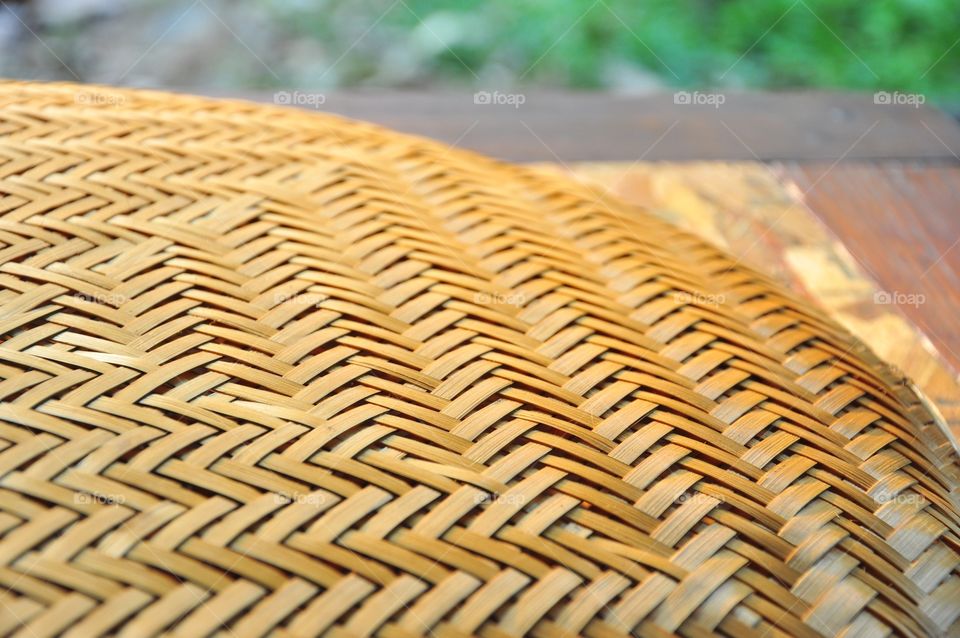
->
267, 0, 960, 103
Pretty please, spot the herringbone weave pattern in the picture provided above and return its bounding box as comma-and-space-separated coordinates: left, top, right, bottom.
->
0, 82, 957, 638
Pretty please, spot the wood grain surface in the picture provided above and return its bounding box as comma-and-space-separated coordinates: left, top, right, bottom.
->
780, 161, 960, 373
226, 90, 960, 162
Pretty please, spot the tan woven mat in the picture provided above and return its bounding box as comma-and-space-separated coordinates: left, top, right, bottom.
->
0, 82, 957, 637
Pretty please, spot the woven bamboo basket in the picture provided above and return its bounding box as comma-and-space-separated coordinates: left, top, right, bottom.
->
0, 81, 957, 638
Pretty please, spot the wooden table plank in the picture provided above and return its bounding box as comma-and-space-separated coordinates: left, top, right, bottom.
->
780, 161, 960, 373
220, 90, 960, 162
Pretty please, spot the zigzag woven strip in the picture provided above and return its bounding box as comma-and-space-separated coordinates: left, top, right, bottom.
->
0, 81, 956, 638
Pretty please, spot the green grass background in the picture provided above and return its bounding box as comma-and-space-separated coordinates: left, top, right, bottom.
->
264, 0, 959, 104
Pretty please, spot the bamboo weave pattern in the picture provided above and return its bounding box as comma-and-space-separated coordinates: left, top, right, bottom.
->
0, 82, 957, 637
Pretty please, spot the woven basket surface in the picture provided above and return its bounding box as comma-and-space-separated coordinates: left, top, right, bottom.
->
0, 82, 957, 638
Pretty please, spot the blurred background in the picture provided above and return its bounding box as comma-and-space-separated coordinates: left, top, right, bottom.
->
0, 0, 957, 109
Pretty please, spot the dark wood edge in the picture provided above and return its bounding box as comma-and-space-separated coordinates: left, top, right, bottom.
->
206, 89, 960, 163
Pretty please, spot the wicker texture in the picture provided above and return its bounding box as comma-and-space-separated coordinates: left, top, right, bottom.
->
0, 81, 957, 638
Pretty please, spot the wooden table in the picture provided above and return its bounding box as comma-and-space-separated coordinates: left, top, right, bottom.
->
232, 90, 960, 444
